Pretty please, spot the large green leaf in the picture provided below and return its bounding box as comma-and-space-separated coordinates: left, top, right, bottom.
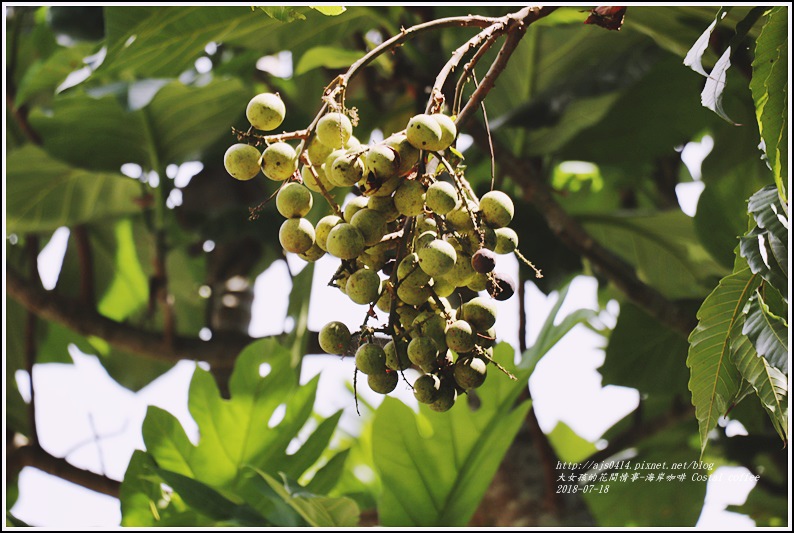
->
740, 226, 788, 293
750, 7, 788, 200
255, 471, 360, 527
742, 292, 788, 373
687, 259, 761, 456
581, 211, 727, 299
747, 185, 789, 246
6, 145, 143, 234
372, 343, 531, 527
600, 302, 691, 395
14, 42, 96, 106
295, 46, 364, 76
731, 299, 788, 441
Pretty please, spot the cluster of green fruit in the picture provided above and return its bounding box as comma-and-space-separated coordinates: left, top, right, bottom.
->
225, 92, 522, 412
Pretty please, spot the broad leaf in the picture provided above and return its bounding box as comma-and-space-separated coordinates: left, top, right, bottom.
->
687, 259, 761, 456
750, 7, 788, 200
310, 6, 346, 16
14, 42, 96, 106
372, 343, 531, 527
683, 7, 732, 76
255, 470, 360, 527
581, 211, 727, 299
546, 422, 597, 463
6, 146, 143, 234
731, 302, 788, 441
740, 226, 788, 293
295, 46, 364, 76
742, 293, 789, 373
747, 185, 789, 246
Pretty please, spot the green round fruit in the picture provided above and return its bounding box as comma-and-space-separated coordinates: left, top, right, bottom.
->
368, 371, 398, 394
453, 355, 487, 389
262, 142, 298, 181
461, 296, 497, 332
276, 182, 313, 218
414, 230, 437, 251
431, 113, 457, 151
413, 373, 441, 404
415, 214, 438, 234
407, 337, 438, 368
493, 227, 519, 254
426, 181, 458, 215
351, 208, 387, 246
411, 311, 447, 352
224, 143, 261, 181
384, 133, 420, 176
479, 190, 514, 228
445, 203, 476, 231
315, 215, 343, 251
355, 343, 387, 375
316, 112, 353, 149
343, 196, 370, 222
397, 282, 431, 306
428, 378, 457, 412
438, 248, 476, 288
246, 92, 286, 131
319, 321, 351, 354
328, 151, 365, 187
279, 218, 315, 254
384, 338, 411, 371
445, 319, 475, 353
301, 164, 335, 193
326, 223, 365, 260
394, 180, 426, 217
367, 195, 400, 222
364, 145, 399, 181
417, 239, 457, 278
297, 243, 325, 263
431, 277, 455, 298
397, 253, 431, 287
346, 268, 381, 305
406, 114, 443, 151
307, 135, 333, 166
466, 272, 489, 293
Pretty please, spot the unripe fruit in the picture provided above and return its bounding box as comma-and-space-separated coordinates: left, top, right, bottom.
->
262, 142, 298, 181
461, 296, 497, 332
397, 282, 431, 306
397, 253, 431, 287
384, 133, 420, 175
394, 180, 426, 217
319, 321, 351, 354
376, 288, 392, 313
279, 218, 315, 254
446, 319, 475, 353
276, 182, 313, 218
493, 227, 519, 254
429, 378, 457, 412
360, 172, 402, 198
364, 145, 399, 181
407, 337, 438, 368
413, 373, 441, 404
384, 338, 411, 371
368, 371, 398, 394
406, 114, 443, 151
411, 312, 447, 352
301, 164, 335, 193
355, 343, 387, 375
346, 268, 381, 305
431, 114, 457, 151
445, 203, 476, 231
479, 190, 514, 228
315, 215, 343, 251
307, 136, 333, 166
298, 243, 325, 263
486, 272, 516, 301
316, 112, 353, 149
343, 196, 370, 222
351, 208, 387, 246
246, 92, 286, 131
224, 144, 261, 181
367, 195, 400, 222
471, 248, 496, 274
417, 239, 457, 278
466, 272, 489, 292
415, 214, 437, 234
439, 248, 476, 288
453, 355, 487, 389
415, 230, 437, 251
426, 181, 458, 215
328, 151, 365, 187
431, 277, 455, 298
326, 222, 365, 260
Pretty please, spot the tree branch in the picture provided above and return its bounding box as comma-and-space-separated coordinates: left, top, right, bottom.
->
9, 444, 121, 498
468, 125, 697, 337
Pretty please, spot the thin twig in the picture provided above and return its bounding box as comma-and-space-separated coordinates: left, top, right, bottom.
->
453, 32, 501, 115
471, 75, 497, 190
24, 236, 40, 445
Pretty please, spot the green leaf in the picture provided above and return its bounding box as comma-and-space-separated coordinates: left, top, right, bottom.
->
255, 470, 360, 527
683, 7, 732, 77
6, 146, 143, 234
120, 450, 166, 526
154, 467, 254, 523
740, 226, 788, 293
581, 211, 728, 299
600, 302, 691, 395
750, 7, 788, 200
310, 6, 346, 16
547, 422, 597, 463
14, 42, 96, 106
258, 6, 307, 22
305, 449, 350, 496
295, 46, 363, 75
730, 301, 788, 441
687, 259, 761, 456
372, 343, 531, 527
742, 292, 789, 373
747, 185, 789, 246
285, 263, 315, 369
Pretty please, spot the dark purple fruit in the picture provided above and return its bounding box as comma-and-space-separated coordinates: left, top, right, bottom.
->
471, 248, 496, 274
486, 272, 515, 301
